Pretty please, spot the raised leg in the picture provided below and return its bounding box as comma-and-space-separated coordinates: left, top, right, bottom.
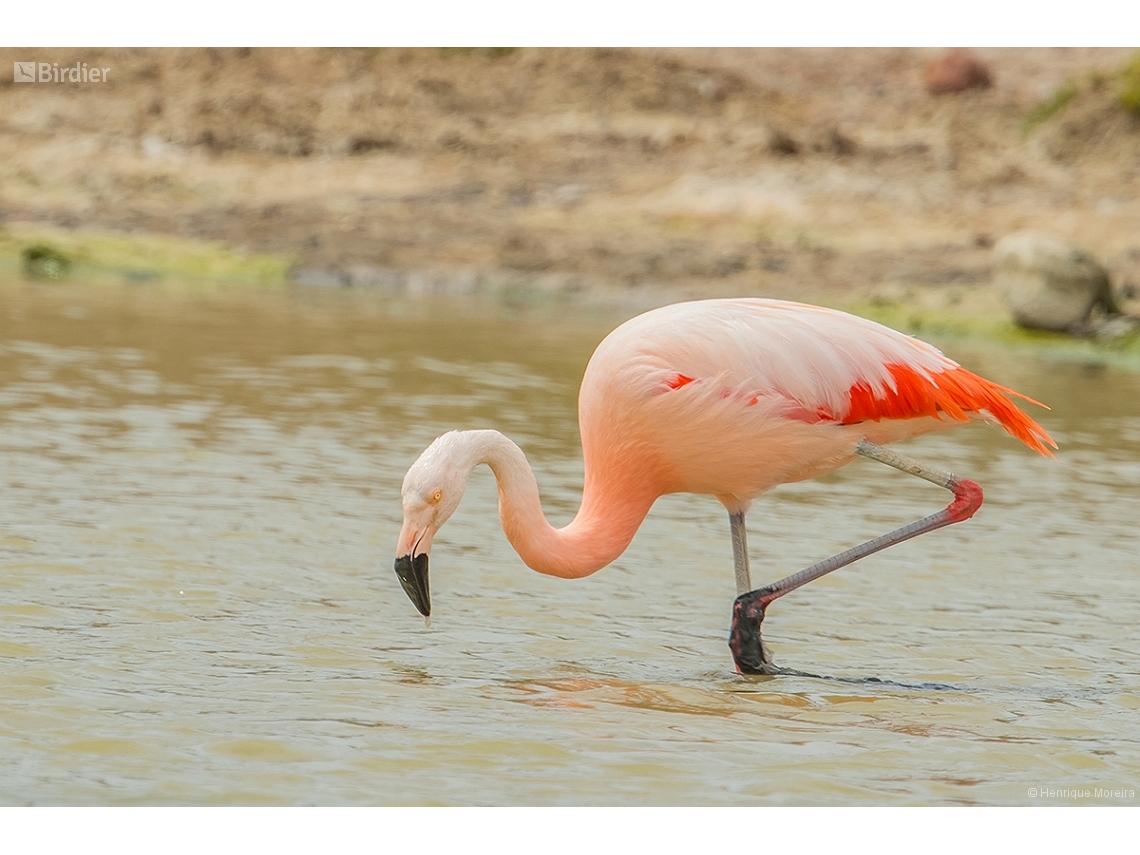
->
728, 440, 985, 675
729, 511, 751, 596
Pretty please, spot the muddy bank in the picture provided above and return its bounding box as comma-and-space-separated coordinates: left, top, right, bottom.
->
2, 47, 1139, 314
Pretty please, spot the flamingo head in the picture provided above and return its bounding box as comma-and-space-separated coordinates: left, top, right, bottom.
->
394, 432, 473, 616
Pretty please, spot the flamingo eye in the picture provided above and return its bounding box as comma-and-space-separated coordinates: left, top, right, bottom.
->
429, 490, 443, 504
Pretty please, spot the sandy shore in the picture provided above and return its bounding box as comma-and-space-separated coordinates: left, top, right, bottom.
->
1, 48, 1138, 321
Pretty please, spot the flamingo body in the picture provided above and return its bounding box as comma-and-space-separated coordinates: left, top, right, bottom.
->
576, 299, 1051, 513
395, 299, 1054, 642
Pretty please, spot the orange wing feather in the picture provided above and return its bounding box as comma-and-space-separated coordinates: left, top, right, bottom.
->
840, 363, 1056, 457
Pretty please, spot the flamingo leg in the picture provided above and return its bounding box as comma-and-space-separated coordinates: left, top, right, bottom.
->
728, 440, 985, 674
729, 511, 751, 596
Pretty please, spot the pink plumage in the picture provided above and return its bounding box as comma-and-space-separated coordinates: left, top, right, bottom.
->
395, 298, 1054, 671
577, 298, 1051, 514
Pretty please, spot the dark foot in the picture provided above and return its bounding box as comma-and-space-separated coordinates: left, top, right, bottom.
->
729, 587, 777, 675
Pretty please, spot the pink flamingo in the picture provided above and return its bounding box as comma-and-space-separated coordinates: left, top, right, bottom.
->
395, 299, 1054, 673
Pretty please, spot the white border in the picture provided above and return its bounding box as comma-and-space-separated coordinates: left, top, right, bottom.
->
2, 1, 1138, 48
5, 806, 1140, 853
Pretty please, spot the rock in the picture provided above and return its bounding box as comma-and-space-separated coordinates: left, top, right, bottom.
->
766, 128, 799, 156
346, 265, 405, 289
290, 267, 348, 288
810, 127, 856, 156
924, 49, 993, 95
23, 244, 72, 280
1088, 314, 1140, 341
994, 232, 1119, 332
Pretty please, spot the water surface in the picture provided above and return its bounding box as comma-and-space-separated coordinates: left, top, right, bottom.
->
2, 283, 1138, 805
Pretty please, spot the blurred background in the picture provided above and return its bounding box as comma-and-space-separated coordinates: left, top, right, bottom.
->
1, 47, 1138, 326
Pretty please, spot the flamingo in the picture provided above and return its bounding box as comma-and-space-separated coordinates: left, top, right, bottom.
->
394, 298, 1054, 673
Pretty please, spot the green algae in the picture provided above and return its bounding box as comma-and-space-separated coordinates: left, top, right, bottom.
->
843, 298, 1140, 371
0, 226, 295, 288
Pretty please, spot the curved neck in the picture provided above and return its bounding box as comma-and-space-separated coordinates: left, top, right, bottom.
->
464, 430, 654, 579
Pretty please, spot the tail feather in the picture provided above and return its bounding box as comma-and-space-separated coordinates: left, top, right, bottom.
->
842, 363, 1057, 457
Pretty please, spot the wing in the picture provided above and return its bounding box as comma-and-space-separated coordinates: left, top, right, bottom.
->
589, 299, 1055, 456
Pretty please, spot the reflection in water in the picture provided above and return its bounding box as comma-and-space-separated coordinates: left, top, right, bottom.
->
759, 668, 965, 693
1, 282, 1138, 805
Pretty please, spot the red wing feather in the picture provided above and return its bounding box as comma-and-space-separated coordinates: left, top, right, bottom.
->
841, 363, 1056, 457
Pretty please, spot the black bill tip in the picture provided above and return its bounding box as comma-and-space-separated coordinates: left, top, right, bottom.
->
394, 553, 431, 617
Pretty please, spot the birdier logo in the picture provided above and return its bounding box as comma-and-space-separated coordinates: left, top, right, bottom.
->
13, 61, 109, 83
